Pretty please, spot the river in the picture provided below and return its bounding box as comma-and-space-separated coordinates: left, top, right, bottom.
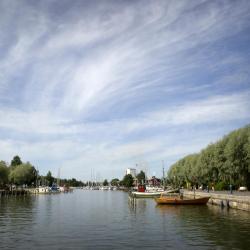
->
0, 190, 250, 249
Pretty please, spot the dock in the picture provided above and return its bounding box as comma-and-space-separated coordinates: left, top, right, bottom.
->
0, 189, 29, 197
183, 190, 250, 212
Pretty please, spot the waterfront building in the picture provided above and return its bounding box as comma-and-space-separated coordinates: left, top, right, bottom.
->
147, 176, 161, 186
126, 168, 136, 178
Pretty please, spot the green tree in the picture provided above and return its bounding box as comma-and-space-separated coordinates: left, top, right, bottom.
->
103, 179, 109, 186
9, 163, 37, 186
111, 178, 119, 186
136, 170, 146, 184
46, 171, 54, 186
122, 174, 134, 188
0, 161, 9, 187
244, 127, 250, 189
11, 155, 22, 167
168, 125, 250, 190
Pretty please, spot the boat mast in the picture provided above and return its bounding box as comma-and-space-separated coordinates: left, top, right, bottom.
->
57, 167, 61, 187
162, 160, 165, 190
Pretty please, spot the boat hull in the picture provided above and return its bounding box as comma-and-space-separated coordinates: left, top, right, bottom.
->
155, 196, 210, 205
130, 191, 163, 198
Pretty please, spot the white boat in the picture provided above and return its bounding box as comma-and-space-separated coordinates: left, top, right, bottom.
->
38, 186, 51, 194
130, 191, 164, 198
130, 188, 179, 198
146, 186, 165, 192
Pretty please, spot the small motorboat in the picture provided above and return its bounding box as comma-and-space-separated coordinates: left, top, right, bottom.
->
155, 195, 210, 205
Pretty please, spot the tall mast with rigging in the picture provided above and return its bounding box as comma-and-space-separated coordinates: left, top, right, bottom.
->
162, 160, 165, 190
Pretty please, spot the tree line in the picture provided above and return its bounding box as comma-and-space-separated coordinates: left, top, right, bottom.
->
0, 155, 157, 190
0, 156, 83, 189
86, 171, 147, 188
167, 125, 250, 190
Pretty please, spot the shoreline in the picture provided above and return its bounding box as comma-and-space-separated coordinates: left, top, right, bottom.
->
0, 189, 29, 197
183, 190, 250, 212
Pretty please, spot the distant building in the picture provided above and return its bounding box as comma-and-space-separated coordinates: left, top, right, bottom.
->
147, 176, 161, 186
126, 168, 136, 178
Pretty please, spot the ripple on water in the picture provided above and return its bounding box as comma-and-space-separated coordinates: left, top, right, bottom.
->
1, 191, 250, 250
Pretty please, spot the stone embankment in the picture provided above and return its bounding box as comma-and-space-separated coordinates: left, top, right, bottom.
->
183, 190, 250, 212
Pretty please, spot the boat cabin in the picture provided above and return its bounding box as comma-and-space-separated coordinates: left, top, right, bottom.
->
138, 184, 146, 192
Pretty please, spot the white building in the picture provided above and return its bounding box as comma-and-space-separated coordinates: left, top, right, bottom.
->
126, 168, 136, 178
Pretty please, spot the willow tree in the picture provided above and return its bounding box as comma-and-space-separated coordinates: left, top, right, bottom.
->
0, 161, 9, 187
167, 125, 250, 190
9, 163, 37, 186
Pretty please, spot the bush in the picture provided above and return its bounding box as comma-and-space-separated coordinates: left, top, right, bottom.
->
215, 182, 227, 191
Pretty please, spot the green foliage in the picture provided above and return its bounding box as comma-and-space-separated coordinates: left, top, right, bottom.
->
9, 163, 37, 185
111, 178, 119, 186
136, 170, 146, 184
0, 161, 9, 187
122, 174, 134, 188
60, 178, 84, 187
0, 156, 85, 188
46, 171, 54, 186
168, 125, 250, 190
11, 155, 22, 167
103, 179, 109, 186
214, 181, 227, 191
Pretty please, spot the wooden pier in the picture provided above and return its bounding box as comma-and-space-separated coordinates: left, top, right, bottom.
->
0, 189, 29, 197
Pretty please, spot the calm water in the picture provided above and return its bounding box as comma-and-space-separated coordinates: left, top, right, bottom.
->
0, 190, 250, 250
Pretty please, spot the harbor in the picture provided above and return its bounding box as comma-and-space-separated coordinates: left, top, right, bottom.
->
127, 184, 250, 211
1, 0, 250, 249
1, 189, 250, 250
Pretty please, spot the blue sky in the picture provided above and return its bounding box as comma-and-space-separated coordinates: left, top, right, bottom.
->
0, 0, 250, 181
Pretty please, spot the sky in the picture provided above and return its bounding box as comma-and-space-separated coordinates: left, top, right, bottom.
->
0, 0, 250, 181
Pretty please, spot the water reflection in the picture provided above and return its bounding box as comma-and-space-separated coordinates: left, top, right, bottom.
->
0, 191, 250, 250
128, 197, 147, 214
0, 195, 36, 220
155, 204, 250, 250
0, 196, 37, 248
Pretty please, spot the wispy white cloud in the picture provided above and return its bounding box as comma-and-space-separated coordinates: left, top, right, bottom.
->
0, 91, 249, 178
0, 0, 250, 179
148, 92, 250, 126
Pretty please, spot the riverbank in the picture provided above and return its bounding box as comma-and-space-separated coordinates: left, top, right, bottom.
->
183, 190, 250, 211
0, 187, 76, 196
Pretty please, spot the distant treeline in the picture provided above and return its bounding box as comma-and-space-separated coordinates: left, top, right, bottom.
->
168, 125, 250, 190
0, 156, 83, 189
39, 171, 84, 187
0, 156, 136, 189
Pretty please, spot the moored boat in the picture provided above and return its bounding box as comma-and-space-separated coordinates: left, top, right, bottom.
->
155, 195, 210, 205
38, 186, 51, 194
130, 184, 179, 198
130, 191, 164, 198
130, 184, 164, 198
